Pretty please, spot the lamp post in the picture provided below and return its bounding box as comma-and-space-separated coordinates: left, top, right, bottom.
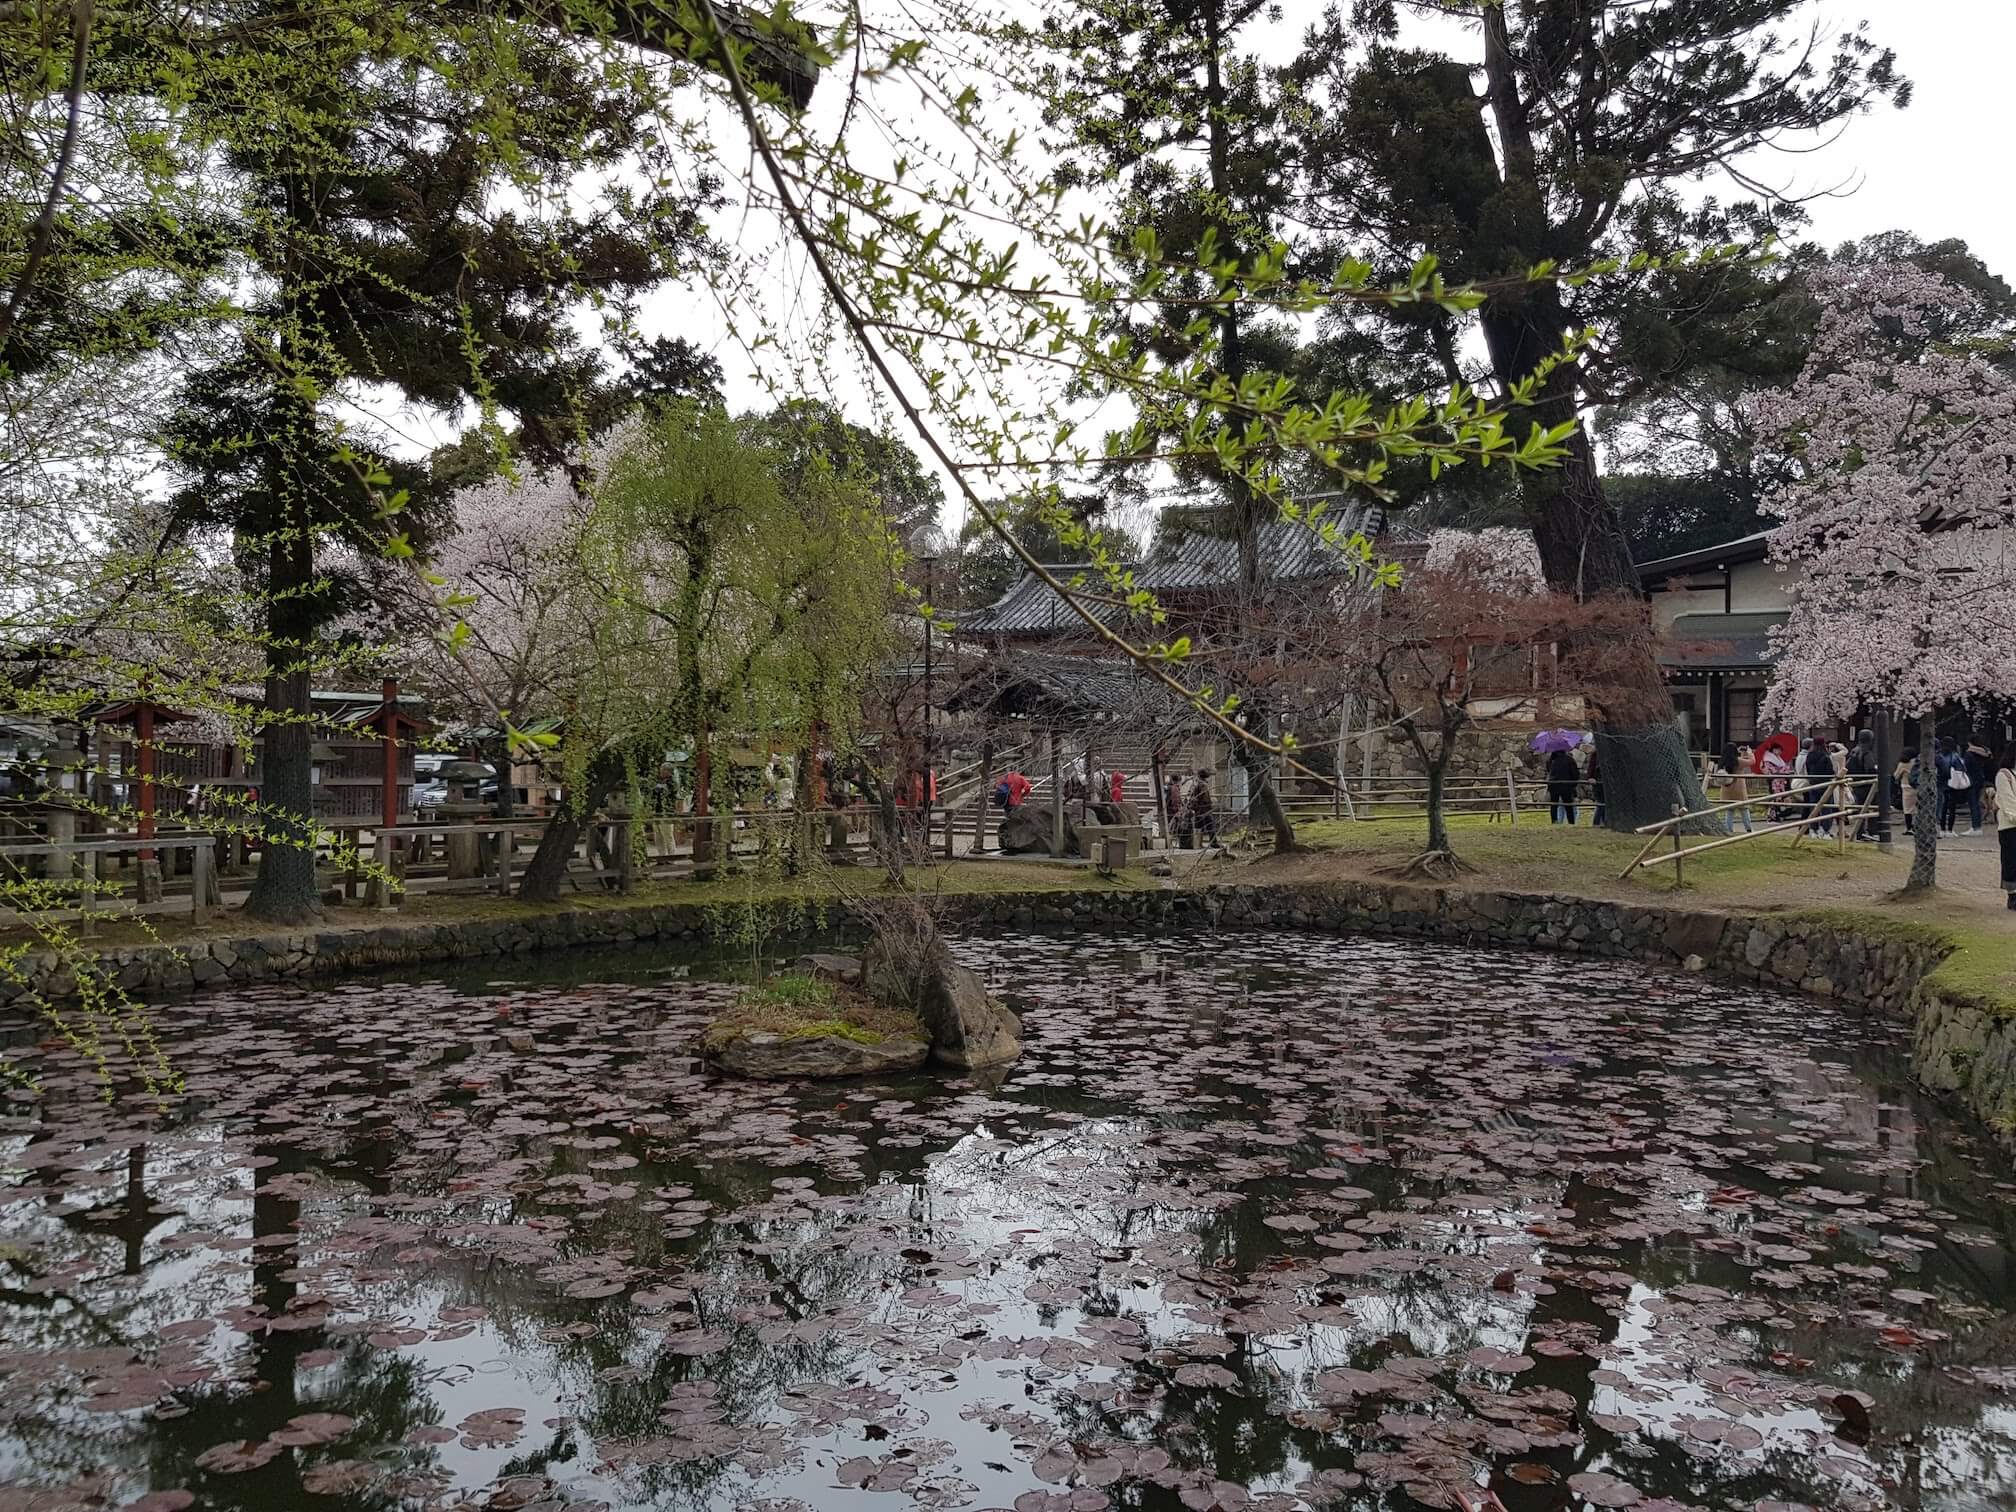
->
1872, 709, 1894, 847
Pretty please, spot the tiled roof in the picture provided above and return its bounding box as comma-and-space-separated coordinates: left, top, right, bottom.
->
942, 650, 1178, 719
953, 565, 1120, 636
1135, 510, 1392, 591
1636, 531, 1774, 584
955, 502, 1401, 638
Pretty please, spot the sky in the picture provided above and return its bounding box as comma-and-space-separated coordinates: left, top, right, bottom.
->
377, 1, 2016, 538
1746, 0, 2015, 269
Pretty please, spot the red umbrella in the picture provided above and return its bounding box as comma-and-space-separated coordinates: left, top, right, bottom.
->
1754, 732, 1799, 772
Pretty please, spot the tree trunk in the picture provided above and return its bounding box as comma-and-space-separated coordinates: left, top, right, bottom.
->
518, 749, 623, 904
1905, 710, 1939, 893
1236, 737, 1295, 853
1425, 759, 1451, 857
1476, 7, 1705, 833
1200, 0, 1294, 856
244, 521, 322, 923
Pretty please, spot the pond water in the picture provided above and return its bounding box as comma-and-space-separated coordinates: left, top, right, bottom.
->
4, 930, 2016, 1512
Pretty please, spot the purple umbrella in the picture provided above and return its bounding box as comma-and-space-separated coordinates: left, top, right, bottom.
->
1529, 729, 1586, 754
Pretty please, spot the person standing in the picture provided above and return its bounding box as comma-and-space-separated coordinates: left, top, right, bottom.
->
1713, 743, 1753, 834
1997, 745, 2016, 911
1937, 736, 1968, 834
1546, 747, 1580, 825
1845, 729, 1880, 840
1895, 745, 1919, 823
1108, 767, 1126, 806
1965, 736, 1994, 836
1801, 737, 1836, 837
1186, 768, 1218, 847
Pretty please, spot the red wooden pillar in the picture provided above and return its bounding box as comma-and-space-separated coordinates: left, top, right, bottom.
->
380, 680, 400, 830
97, 696, 190, 905
135, 705, 157, 859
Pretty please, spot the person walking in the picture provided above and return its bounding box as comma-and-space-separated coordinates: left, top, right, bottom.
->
1937, 736, 1969, 834
1108, 767, 1126, 806
1965, 736, 1994, 835
1587, 745, 1605, 828
1895, 745, 1919, 824
997, 769, 1031, 811
1186, 768, 1218, 848
1845, 729, 1880, 840
1998, 745, 2016, 911
1546, 748, 1580, 825
1801, 737, 1836, 837
1758, 740, 1790, 822
1712, 742, 1753, 834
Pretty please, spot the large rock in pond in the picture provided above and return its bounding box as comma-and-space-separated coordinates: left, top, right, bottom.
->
864, 944, 1023, 1071
793, 953, 863, 987
707, 1027, 927, 1080
998, 803, 1075, 856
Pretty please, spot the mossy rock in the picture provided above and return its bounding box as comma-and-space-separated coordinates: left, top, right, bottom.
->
701, 973, 928, 1080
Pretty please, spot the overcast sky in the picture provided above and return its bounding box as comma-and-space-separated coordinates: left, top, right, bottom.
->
1767, 1, 2015, 270
1575, 1, 2013, 272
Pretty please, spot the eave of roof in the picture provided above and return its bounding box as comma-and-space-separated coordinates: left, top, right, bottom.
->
1657, 610, 1788, 673
1636, 531, 1773, 584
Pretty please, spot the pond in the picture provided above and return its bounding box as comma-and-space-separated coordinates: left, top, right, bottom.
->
3, 929, 2015, 1512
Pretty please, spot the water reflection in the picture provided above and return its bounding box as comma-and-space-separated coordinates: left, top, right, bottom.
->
2, 930, 2014, 1510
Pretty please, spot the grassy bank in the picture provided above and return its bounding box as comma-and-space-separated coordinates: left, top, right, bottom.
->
0, 856, 1150, 954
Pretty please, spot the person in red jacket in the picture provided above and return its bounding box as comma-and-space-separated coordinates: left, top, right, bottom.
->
1108, 768, 1125, 805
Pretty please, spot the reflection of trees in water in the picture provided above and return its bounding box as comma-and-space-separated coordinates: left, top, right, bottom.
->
14, 934, 2016, 1510
0, 1126, 443, 1510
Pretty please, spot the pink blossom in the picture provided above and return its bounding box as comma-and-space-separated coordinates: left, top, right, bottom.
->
1759, 263, 2016, 727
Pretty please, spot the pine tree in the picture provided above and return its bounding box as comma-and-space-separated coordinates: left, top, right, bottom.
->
153, 4, 718, 921
1292, 0, 1907, 826
1029, 0, 1313, 851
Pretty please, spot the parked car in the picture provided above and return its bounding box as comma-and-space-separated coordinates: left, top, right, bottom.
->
413, 777, 498, 809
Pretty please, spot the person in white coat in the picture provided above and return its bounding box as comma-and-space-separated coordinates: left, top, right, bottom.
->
1997, 745, 2016, 912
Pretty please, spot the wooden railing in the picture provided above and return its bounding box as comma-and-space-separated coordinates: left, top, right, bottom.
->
1619, 774, 1880, 884
0, 836, 219, 930
1274, 772, 1557, 824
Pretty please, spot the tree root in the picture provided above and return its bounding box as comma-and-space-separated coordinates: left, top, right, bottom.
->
1380, 849, 1477, 880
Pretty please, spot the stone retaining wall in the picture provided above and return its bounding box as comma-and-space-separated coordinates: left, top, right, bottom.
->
1912, 996, 2016, 1131
8, 878, 1998, 1127
957, 883, 1947, 1018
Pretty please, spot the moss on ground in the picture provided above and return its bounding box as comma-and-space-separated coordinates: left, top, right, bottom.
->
0, 855, 1143, 953
698, 972, 926, 1053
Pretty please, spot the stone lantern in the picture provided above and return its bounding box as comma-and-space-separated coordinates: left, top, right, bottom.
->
437, 758, 494, 879
36, 735, 85, 887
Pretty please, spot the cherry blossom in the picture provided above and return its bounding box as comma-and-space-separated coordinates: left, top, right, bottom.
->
1759, 262, 2016, 728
